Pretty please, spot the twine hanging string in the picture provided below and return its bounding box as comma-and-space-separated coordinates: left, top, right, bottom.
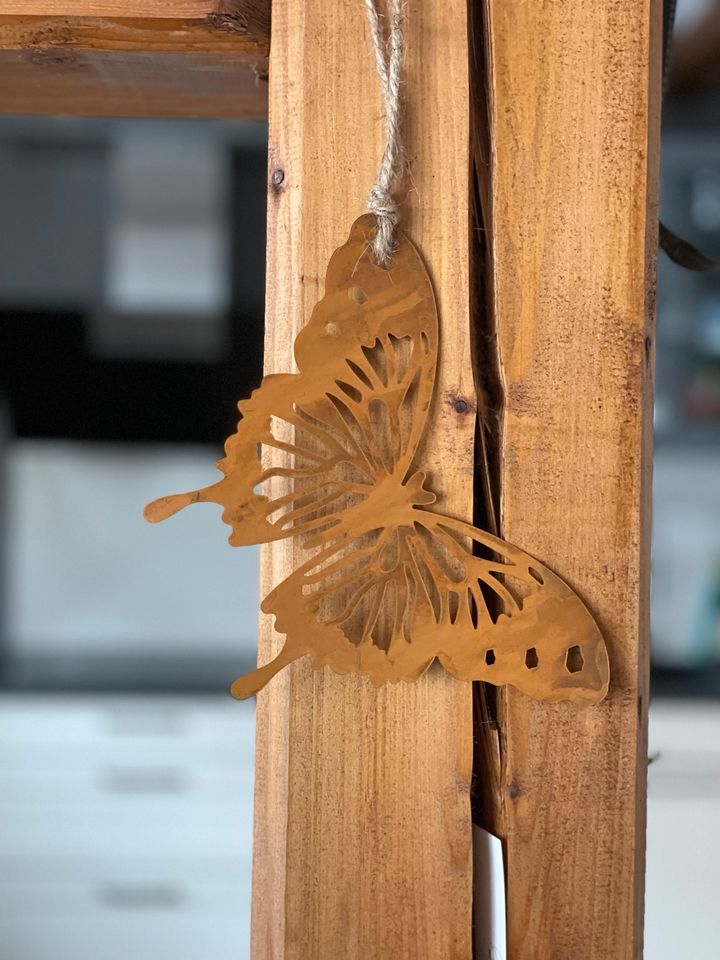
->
363, 0, 404, 266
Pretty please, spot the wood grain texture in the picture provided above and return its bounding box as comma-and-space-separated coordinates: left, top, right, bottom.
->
253, 0, 475, 956
0, 6, 269, 118
0, 1, 265, 20
481, 1, 662, 957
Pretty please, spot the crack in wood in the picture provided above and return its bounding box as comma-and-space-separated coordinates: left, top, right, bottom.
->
469, 0, 507, 845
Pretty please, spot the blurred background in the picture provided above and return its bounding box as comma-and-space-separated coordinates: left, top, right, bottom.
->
646, 3, 720, 956
1, 0, 720, 956
0, 118, 266, 958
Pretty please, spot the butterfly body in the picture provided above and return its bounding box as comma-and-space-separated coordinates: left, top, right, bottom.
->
145, 216, 609, 705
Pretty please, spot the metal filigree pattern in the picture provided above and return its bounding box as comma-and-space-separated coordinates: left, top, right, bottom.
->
145, 216, 609, 703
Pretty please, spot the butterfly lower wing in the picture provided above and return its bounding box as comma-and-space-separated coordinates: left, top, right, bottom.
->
230, 511, 608, 703
230, 529, 445, 697
144, 216, 439, 549
407, 513, 609, 703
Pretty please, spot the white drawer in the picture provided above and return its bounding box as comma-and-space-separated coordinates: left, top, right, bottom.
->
0, 801, 252, 860
1, 765, 249, 805
1, 916, 248, 960
0, 873, 249, 915
0, 736, 252, 771
5, 854, 248, 886
0, 694, 254, 746
0, 873, 251, 960
0, 694, 256, 775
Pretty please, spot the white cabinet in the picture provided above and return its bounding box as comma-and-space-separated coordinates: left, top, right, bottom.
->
645, 701, 720, 959
0, 694, 255, 960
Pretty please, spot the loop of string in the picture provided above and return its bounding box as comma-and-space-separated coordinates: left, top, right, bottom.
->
363, 0, 404, 266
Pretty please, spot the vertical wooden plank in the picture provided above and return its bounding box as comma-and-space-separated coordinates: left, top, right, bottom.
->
483, 1, 661, 958
253, 1, 475, 957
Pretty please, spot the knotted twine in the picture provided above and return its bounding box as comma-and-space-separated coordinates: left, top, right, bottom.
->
363, 0, 404, 266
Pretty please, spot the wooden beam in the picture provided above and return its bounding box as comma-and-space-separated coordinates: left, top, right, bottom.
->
480, 1, 662, 957
0, 3, 269, 118
253, 0, 475, 956
2, 1, 262, 15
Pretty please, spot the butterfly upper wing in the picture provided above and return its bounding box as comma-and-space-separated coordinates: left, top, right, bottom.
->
144, 215, 439, 547
230, 509, 608, 704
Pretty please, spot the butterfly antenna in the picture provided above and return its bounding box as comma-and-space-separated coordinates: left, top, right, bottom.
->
143, 479, 226, 523
229, 645, 296, 700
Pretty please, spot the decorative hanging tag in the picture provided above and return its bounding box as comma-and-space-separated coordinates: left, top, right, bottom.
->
144, 0, 608, 704
145, 215, 608, 704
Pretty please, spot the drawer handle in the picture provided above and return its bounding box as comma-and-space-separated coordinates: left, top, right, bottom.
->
95, 881, 186, 910
102, 712, 188, 737
99, 767, 188, 794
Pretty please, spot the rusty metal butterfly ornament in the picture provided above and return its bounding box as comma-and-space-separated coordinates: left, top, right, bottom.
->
145, 214, 609, 705
146, 0, 608, 705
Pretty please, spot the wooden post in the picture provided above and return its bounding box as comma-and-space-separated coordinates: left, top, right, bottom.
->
481, 1, 661, 958
254, 0, 475, 956
0, 1, 660, 952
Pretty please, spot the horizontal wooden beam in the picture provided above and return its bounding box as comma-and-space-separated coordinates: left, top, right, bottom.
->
3, 1, 257, 15
0, 3, 269, 118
